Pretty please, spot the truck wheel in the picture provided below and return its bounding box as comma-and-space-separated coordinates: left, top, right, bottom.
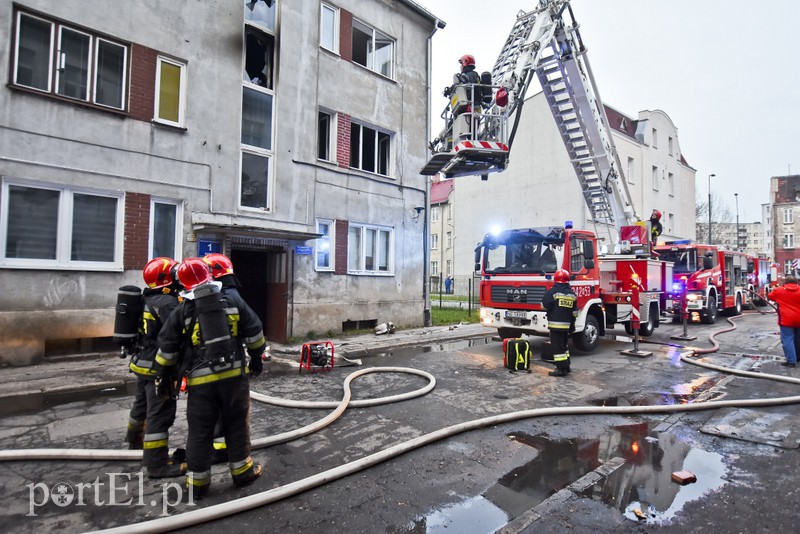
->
701, 295, 717, 324
639, 304, 658, 337
734, 294, 743, 315
573, 315, 600, 352
497, 327, 522, 339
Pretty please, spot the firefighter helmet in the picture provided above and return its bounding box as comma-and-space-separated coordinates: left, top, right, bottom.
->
554, 269, 570, 283
143, 257, 177, 289
177, 257, 213, 291
651, 209, 662, 220
203, 253, 234, 279
458, 54, 476, 71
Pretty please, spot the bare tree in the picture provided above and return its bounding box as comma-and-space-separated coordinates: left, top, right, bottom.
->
696, 191, 733, 244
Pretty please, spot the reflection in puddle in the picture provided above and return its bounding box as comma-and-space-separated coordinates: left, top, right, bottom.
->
373, 337, 494, 359
588, 374, 726, 406
414, 422, 726, 531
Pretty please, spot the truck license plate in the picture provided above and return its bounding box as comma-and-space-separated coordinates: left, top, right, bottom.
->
506, 310, 527, 319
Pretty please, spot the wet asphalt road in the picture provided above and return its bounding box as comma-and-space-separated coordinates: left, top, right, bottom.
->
1, 309, 799, 533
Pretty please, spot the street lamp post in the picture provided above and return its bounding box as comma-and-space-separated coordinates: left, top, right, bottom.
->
708, 173, 716, 244
735, 192, 740, 251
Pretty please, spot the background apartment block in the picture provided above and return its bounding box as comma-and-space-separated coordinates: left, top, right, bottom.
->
0, 0, 442, 365
770, 175, 800, 274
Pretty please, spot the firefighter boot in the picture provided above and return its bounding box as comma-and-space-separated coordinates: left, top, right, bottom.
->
146, 461, 188, 479
232, 463, 263, 488
549, 368, 568, 377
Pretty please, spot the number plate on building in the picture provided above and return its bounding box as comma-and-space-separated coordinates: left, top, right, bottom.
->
505, 310, 527, 319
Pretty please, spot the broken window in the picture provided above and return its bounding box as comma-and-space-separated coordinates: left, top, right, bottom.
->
351, 19, 394, 78
350, 122, 391, 176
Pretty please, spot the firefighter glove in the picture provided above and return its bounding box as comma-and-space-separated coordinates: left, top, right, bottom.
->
248, 352, 264, 378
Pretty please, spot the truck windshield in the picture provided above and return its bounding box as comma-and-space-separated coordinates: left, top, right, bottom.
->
484, 239, 564, 274
658, 249, 697, 273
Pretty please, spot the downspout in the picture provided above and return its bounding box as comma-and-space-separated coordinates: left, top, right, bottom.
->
424, 17, 446, 327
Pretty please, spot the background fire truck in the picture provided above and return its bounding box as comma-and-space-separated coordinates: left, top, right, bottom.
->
422, 0, 674, 352
655, 243, 754, 324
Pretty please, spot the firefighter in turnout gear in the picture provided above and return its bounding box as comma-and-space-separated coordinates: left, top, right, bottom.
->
125, 257, 187, 478
156, 257, 266, 498
542, 269, 578, 377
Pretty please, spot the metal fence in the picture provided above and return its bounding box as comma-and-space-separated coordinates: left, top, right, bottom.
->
429, 274, 481, 311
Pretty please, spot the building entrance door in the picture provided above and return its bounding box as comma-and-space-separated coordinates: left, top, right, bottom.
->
231, 248, 288, 343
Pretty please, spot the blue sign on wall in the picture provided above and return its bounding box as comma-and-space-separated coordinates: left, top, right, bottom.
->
295, 246, 313, 255
198, 239, 221, 255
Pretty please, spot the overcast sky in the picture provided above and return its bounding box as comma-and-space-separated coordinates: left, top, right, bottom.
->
416, 0, 800, 223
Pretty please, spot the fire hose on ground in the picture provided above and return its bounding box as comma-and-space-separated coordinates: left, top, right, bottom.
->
0, 315, 797, 533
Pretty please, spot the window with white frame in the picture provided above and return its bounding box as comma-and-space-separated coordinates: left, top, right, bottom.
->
626, 157, 634, 184
446, 231, 452, 249
431, 233, 439, 250
350, 122, 391, 176
347, 223, 393, 274
351, 19, 394, 78
447, 204, 452, 220
320, 3, 339, 53
431, 261, 439, 277
784, 233, 794, 249
784, 208, 794, 224
785, 259, 794, 275
318, 110, 335, 161
651, 166, 659, 191
155, 56, 186, 127
12, 11, 128, 110
1, 179, 122, 269
150, 199, 182, 260
316, 219, 334, 271
241, 8, 276, 211
446, 259, 452, 276
431, 206, 439, 223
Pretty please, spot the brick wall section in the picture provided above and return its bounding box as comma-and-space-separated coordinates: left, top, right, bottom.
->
337, 113, 351, 169
129, 44, 156, 122
335, 219, 349, 275
124, 192, 151, 269
339, 9, 352, 62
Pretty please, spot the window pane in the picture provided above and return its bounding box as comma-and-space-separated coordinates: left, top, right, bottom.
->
316, 221, 331, 269
374, 32, 393, 77
244, 27, 273, 89
57, 28, 90, 100
378, 131, 390, 175
158, 60, 181, 122
349, 123, 361, 168
321, 5, 336, 51
361, 126, 376, 173
244, 0, 276, 32
71, 194, 116, 262
348, 227, 361, 271
241, 151, 269, 208
16, 14, 52, 91
352, 21, 371, 68
96, 40, 125, 108
5, 186, 58, 259
153, 202, 177, 258
379, 230, 390, 271
318, 112, 330, 160
365, 228, 376, 270
241, 87, 273, 149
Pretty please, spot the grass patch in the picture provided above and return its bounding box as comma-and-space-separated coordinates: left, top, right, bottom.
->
431, 306, 480, 326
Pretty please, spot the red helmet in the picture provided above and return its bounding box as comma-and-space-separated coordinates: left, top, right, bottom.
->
554, 269, 570, 283
651, 209, 662, 220
458, 54, 475, 71
177, 257, 213, 290
203, 253, 234, 279
143, 257, 177, 289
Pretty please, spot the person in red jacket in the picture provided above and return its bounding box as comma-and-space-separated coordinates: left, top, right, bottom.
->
768, 275, 800, 367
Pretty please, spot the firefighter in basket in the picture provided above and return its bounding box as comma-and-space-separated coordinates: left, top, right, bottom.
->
433, 54, 492, 151
119, 257, 186, 478
542, 269, 578, 377
155, 257, 266, 499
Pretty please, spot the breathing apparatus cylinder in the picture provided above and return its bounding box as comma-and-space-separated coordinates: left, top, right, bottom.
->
193, 283, 235, 365
113, 285, 143, 348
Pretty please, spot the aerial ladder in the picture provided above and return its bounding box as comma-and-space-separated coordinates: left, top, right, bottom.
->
421, 0, 640, 241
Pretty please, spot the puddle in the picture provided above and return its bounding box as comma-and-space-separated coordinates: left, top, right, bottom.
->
0, 381, 138, 417
414, 423, 726, 530
588, 375, 725, 406
371, 337, 494, 359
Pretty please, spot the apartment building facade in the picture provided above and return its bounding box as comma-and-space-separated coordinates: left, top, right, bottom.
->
770, 175, 800, 274
0, 0, 441, 365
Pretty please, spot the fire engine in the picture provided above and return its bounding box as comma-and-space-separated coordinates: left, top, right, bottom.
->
655, 243, 753, 324
747, 255, 778, 305
421, 0, 674, 351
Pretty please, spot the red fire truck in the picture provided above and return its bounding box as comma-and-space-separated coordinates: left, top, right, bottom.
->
655, 243, 751, 324
475, 225, 672, 352
747, 255, 778, 305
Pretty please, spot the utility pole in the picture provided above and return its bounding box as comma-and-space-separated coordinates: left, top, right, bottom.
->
735, 192, 740, 250
708, 173, 716, 244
